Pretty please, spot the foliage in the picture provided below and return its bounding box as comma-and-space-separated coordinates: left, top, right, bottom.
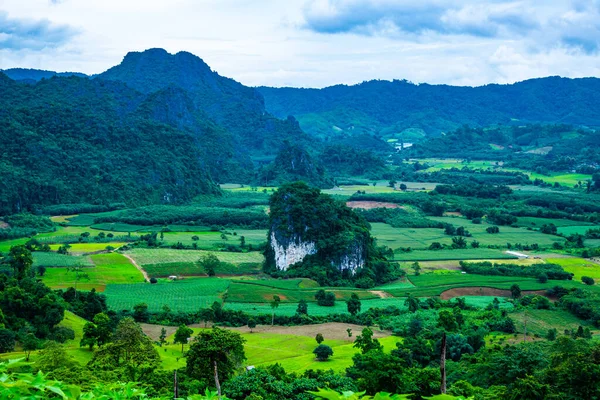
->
459, 261, 573, 280
313, 344, 334, 361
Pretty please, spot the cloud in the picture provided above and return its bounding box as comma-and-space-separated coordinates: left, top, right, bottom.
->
302, 0, 537, 38
0, 11, 78, 51
301, 0, 600, 53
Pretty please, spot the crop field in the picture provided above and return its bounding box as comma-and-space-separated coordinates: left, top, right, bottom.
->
225, 281, 376, 303
48, 242, 126, 253
557, 226, 597, 236
125, 248, 264, 277
458, 296, 514, 309
161, 229, 267, 248
225, 297, 407, 316
510, 309, 594, 337
393, 249, 517, 261
33, 252, 93, 267
514, 217, 593, 228
104, 277, 230, 312
547, 258, 600, 280
43, 253, 145, 290
371, 220, 562, 253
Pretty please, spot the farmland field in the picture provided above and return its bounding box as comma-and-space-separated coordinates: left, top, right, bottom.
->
104, 277, 230, 312
547, 258, 600, 280
43, 252, 145, 290
125, 248, 264, 277
393, 249, 518, 261
33, 252, 93, 267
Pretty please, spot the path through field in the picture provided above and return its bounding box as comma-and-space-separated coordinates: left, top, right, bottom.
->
369, 290, 393, 298
227, 322, 391, 341
122, 253, 149, 282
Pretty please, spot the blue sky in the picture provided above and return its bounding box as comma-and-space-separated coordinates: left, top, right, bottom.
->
0, 0, 599, 87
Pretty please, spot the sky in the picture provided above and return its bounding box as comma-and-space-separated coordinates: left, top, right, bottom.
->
0, 0, 599, 88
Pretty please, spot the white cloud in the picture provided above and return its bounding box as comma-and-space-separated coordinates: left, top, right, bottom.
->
0, 0, 599, 88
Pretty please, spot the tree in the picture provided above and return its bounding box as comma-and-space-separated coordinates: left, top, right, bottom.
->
400, 183, 407, 191
452, 236, 467, 249
538, 273, 548, 283
471, 240, 480, 248
347, 328, 353, 337
21, 333, 39, 361
270, 295, 280, 326
186, 327, 246, 398
405, 294, 420, 313
510, 284, 522, 299
198, 253, 220, 277
346, 293, 361, 315
315, 290, 335, 306
133, 303, 150, 322
35, 342, 76, 371
546, 328, 557, 341
80, 322, 98, 350
89, 317, 160, 382
0, 329, 15, 353
239, 236, 246, 248
296, 299, 308, 315
353, 327, 382, 354
582, 276, 595, 285
315, 333, 324, 344
174, 324, 194, 354
313, 344, 334, 361
159, 328, 167, 346
248, 319, 256, 333
8, 245, 33, 280
411, 262, 421, 276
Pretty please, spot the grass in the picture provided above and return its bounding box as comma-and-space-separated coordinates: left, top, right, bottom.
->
48, 242, 126, 253
33, 252, 93, 267
225, 298, 407, 316
547, 258, 600, 280
157, 328, 401, 373
125, 248, 264, 277
514, 217, 593, 229
43, 253, 145, 291
104, 277, 230, 312
557, 226, 596, 236
457, 296, 513, 310
226, 281, 376, 303
510, 309, 594, 337
392, 249, 517, 261
371, 220, 563, 254
161, 229, 267, 248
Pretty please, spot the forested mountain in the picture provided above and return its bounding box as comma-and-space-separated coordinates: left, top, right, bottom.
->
258, 77, 600, 138
1, 68, 88, 83
98, 49, 312, 154
0, 49, 317, 215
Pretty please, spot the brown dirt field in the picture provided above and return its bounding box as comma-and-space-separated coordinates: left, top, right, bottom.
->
440, 287, 549, 300
346, 201, 403, 210
228, 322, 391, 342
140, 323, 178, 341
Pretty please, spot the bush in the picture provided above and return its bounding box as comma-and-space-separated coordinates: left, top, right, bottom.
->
48, 327, 75, 343
150, 277, 158, 284
582, 276, 595, 285
313, 344, 334, 361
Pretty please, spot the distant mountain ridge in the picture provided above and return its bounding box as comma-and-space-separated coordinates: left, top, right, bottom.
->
2, 68, 88, 83
257, 77, 600, 138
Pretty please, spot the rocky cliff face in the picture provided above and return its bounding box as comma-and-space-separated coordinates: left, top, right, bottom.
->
335, 241, 366, 274
269, 231, 317, 271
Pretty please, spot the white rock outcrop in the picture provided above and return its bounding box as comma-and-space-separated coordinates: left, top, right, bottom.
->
270, 231, 316, 271
337, 244, 365, 274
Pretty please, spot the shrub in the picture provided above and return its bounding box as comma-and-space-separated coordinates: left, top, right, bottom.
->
582, 276, 595, 285
150, 277, 158, 284
313, 344, 334, 361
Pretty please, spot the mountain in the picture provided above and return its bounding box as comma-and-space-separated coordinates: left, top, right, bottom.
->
98, 49, 313, 155
257, 77, 600, 139
2, 68, 88, 83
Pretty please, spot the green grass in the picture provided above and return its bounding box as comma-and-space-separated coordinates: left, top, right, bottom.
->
458, 296, 514, 310
33, 252, 93, 267
392, 249, 517, 261
42, 253, 145, 291
547, 258, 600, 280
104, 277, 230, 312
161, 229, 267, 248
514, 217, 593, 229
510, 309, 594, 337
48, 242, 126, 253
225, 298, 407, 316
226, 281, 376, 303
158, 329, 401, 373
125, 248, 264, 277
557, 226, 597, 236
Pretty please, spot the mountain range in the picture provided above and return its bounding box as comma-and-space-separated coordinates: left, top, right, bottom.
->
2, 48, 600, 214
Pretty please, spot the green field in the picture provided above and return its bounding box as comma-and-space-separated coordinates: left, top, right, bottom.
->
547, 258, 600, 280
33, 252, 93, 267
160, 229, 267, 248
514, 217, 593, 229
104, 277, 230, 312
392, 249, 517, 261
225, 298, 406, 316
48, 242, 126, 253
510, 309, 594, 337
125, 248, 264, 277
226, 281, 376, 303
42, 253, 145, 291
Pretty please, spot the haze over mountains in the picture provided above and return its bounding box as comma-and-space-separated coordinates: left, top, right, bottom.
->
1, 48, 599, 215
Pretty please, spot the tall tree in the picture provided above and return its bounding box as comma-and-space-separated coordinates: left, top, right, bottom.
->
174, 325, 194, 354
270, 295, 280, 326
346, 293, 362, 316
186, 327, 246, 398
